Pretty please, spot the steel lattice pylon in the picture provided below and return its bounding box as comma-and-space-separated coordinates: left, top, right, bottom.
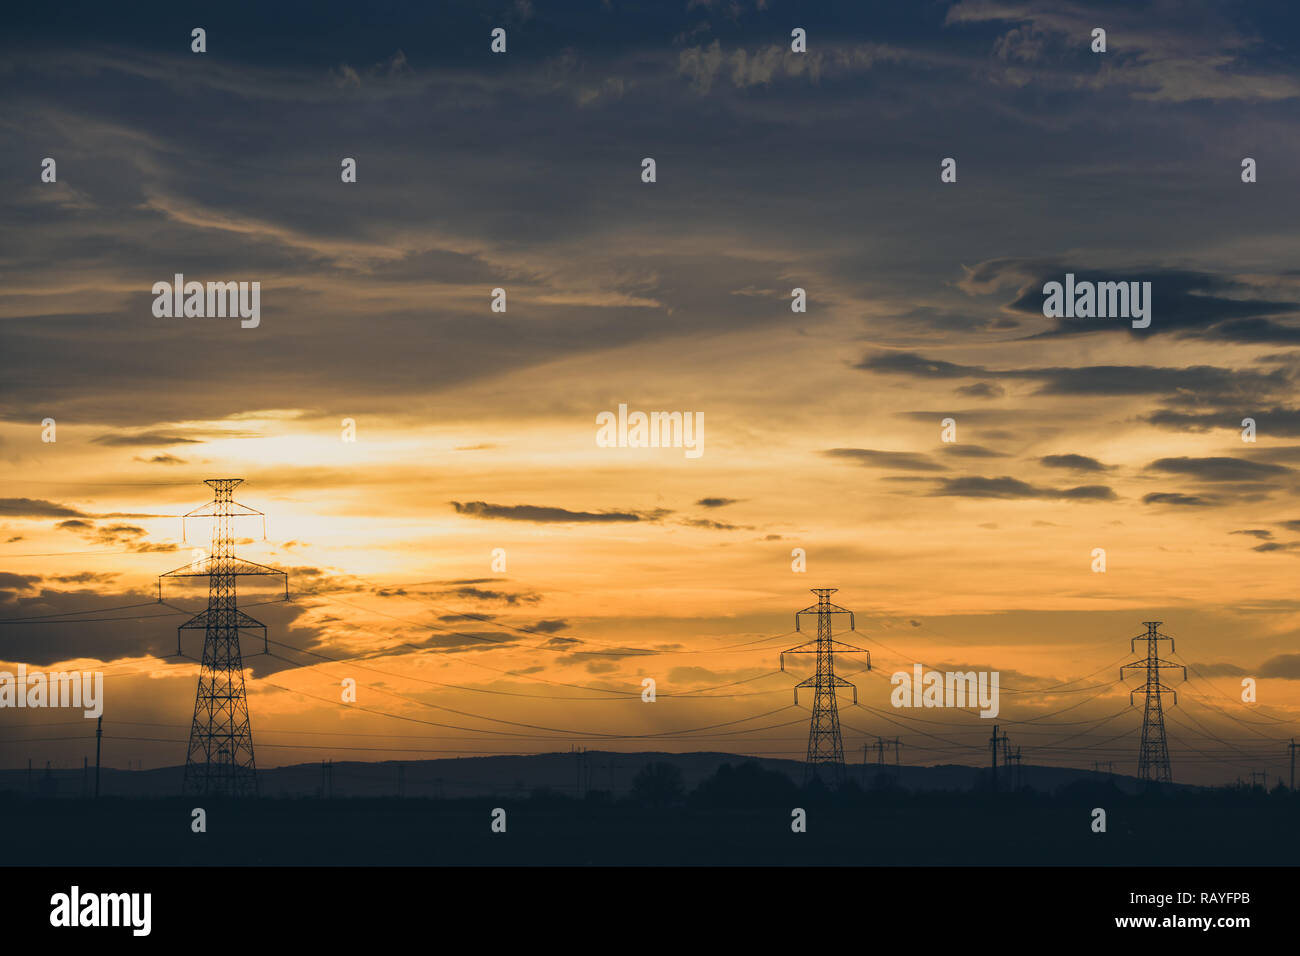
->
159, 479, 287, 797
1120, 621, 1186, 784
781, 589, 869, 786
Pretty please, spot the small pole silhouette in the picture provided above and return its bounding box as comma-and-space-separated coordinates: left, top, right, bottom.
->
989, 725, 1008, 792
95, 716, 102, 798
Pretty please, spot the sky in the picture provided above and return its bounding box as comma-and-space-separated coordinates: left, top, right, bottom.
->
2, 0, 1300, 786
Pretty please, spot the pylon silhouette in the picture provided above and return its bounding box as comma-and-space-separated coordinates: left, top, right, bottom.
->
159, 479, 288, 796
780, 589, 869, 786
1120, 621, 1185, 784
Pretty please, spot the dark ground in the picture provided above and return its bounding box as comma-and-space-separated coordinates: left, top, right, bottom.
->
6, 785, 1298, 865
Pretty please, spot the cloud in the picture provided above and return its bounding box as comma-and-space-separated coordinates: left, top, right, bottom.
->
91, 431, 203, 446
696, 497, 740, 508
680, 518, 752, 531
1142, 492, 1218, 508
938, 444, 1007, 459
858, 350, 1291, 404
1259, 654, 1300, 679
1145, 457, 1292, 483
450, 501, 670, 523
1039, 454, 1111, 472
0, 498, 88, 518
823, 448, 945, 471
1147, 408, 1300, 436
437, 586, 541, 606
929, 477, 1116, 500
1186, 661, 1248, 677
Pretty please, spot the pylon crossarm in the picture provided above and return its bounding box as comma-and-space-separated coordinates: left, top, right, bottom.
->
827, 639, 869, 654
178, 608, 267, 630
796, 601, 854, 618
182, 499, 264, 519
831, 675, 859, 704
782, 639, 822, 657
160, 555, 214, 578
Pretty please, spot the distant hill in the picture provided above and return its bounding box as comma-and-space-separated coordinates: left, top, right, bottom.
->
0, 751, 1170, 798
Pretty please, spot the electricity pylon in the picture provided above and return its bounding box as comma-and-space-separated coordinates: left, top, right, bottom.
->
780, 589, 869, 786
1120, 622, 1185, 785
159, 479, 288, 797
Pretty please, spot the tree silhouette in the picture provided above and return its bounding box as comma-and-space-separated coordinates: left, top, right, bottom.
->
630, 761, 685, 807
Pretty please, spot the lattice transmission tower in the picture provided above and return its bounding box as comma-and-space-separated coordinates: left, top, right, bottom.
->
780, 589, 869, 786
1120, 621, 1185, 784
159, 479, 288, 796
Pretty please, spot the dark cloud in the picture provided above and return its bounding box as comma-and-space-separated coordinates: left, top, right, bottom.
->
1145, 457, 1292, 482
696, 497, 740, 508
1142, 492, 1219, 507
49, 572, 120, 584
938, 444, 1008, 459
418, 630, 522, 652
929, 477, 1116, 500
0, 498, 88, 518
437, 586, 541, 606
823, 448, 945, 471
450, 501, 670, 523
1039, 454, 1111, 472
858, 351, 1290, 404
92, 432, 203, 446
1259, 654, 1300, 679
681, 518, 751, 531
1185, 661, 1248, 677
0, 572, 40, 592
995, 263, 1300, 342
1146, 408, 1300, 436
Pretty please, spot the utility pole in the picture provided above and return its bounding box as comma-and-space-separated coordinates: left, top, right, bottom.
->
780, 589, 870, 786
94, 716, 102, 798
1120, 622, 1186, 784
159, 479, 288, 797
570, 744, 586, 798
989, 725, 1008, 792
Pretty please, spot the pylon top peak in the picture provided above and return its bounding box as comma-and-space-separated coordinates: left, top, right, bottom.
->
1142, 620, 1163, 628
811, 588, 838, 596
204, 478, 244, 489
